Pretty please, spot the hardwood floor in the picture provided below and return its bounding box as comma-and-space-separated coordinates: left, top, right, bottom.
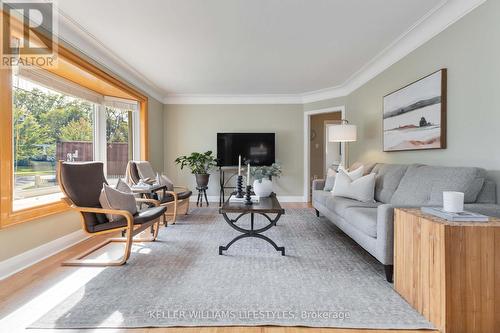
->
0, 203, 438, 333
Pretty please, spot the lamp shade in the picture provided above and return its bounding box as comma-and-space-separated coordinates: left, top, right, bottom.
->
328, 124, 357, 142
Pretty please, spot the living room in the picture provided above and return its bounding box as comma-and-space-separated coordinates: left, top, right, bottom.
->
0, 0, 499, 332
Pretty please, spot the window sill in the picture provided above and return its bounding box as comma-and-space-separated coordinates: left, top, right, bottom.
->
0, 200, 70, 229
13, 192, 64, 211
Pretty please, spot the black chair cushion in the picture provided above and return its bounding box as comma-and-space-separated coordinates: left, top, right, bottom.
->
59, 162, 109, 228
161, 190, 193, 203
89, 206, 167, 233
128, 161, 141, 184
134, 206, 167, 224
60, 162, 107, 207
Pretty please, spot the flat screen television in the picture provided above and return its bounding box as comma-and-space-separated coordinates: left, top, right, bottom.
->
217, 133, 275, 166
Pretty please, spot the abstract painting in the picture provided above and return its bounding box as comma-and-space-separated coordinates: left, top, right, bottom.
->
383, 69, 447, 151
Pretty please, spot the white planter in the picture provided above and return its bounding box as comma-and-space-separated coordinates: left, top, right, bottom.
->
253, 179, 273, 197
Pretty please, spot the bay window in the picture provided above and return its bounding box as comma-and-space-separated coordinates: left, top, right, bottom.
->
11, 68, 139, 211
0, 37, 148, 228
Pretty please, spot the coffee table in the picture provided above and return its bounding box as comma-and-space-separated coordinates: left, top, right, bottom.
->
218, 193, 285, 255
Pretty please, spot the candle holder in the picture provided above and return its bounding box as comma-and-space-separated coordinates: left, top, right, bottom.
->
244, 185, 253, 205
236, 175, 244, 198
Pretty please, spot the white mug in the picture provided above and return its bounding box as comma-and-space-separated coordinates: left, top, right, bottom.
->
443, 191, 464, 213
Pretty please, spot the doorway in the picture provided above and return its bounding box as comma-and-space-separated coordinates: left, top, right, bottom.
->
309, 112, 342, 183
303, 106, 345, 201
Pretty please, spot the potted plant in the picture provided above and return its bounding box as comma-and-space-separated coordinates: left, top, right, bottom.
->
250, 163, 282, 197
175, 151, 217, 187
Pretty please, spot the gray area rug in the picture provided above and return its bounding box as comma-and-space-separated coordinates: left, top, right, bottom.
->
30, 208, 433, 329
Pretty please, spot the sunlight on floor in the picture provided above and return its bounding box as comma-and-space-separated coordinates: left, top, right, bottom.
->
87, 242, 152, 260
0, 242, 152, 332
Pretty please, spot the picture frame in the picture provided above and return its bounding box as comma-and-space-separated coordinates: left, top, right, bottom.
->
383, 69, 447, 152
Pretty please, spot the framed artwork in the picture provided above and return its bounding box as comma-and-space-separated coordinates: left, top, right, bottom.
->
383, 69, 447, 152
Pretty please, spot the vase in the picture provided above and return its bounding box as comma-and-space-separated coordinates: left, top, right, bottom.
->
195, 174, 210, 188
253, 179, 273, 197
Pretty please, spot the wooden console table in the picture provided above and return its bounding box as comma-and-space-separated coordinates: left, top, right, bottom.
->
394, 208, 500, 333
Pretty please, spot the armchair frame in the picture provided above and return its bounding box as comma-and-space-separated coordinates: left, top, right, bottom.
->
58, 161, 163, 266
163, 185, 190, 224
125, 161, 190, 224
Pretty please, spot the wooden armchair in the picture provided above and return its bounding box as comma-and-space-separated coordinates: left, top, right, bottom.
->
57, 161, 166, 266
126, 161, 192, 224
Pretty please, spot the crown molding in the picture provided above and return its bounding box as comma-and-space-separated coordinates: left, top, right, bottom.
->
164, 94, 303, 105
299, 0, 486, 104
57, 0, 486, 105
57, 10, 166, 102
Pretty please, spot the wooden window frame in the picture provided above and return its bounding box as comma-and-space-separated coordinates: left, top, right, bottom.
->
0, 18, 149, 228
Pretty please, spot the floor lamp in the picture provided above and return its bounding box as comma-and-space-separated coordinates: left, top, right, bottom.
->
328, 120, 357, 168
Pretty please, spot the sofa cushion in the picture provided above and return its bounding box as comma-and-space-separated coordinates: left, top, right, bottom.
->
476, 180, 497, 204
325, 196, 380, 216
371, 164, 409, 203
312, 190, 330, 206
350, 162, 376, 175
344, 207, 378, 238
391, 165, 487, 205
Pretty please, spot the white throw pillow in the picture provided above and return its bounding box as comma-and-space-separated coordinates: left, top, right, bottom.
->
99, 183, 138, 222
338, 165, 364, 180
326, 167, 337, 178
332, 170, 376, 202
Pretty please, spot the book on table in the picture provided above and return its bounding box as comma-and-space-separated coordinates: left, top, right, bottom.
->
421, 207, 489, 222
229, 195, 260, 203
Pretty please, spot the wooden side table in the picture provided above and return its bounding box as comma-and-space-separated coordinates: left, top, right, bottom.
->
394, 208, 500, 333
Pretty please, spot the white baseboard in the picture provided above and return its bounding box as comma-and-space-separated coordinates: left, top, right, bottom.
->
276, 196, 307, 202
0, 230, 89, 281
190, 195, 307, 203
189, 195, 219, 203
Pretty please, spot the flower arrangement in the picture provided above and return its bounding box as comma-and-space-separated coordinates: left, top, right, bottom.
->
250, 163, 282, 183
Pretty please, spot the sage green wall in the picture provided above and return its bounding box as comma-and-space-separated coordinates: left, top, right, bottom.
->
0, 95, 164, 263
303, 96, 348, 112
303, 0, 500, 200
163, 104, 304, 197
147, 97, 165, 172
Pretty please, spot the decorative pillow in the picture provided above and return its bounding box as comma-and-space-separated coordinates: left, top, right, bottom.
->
326, 167, 337, 177
323, 175, 336, 192
338, 165, 364, 180
324, 165, 364, 192
332, 170, 376, 202
157, 173, 174, 191
323, 167, 337, 191
116, 178, 133, 193
99, 183, 137, 222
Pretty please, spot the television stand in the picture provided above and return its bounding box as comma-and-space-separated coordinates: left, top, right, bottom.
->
218, 166, 239, 206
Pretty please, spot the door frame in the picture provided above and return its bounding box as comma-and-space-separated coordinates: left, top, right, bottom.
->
303, 106, 346, 201
323, 120, 341, 177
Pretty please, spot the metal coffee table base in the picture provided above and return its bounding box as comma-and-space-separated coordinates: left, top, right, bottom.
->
219, 212, 285, 256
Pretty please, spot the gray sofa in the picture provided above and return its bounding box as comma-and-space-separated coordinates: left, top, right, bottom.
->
312, 163, 500, 282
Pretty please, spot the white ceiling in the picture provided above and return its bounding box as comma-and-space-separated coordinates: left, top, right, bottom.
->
56, 0, 483, 103
54, 0, 485, 104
